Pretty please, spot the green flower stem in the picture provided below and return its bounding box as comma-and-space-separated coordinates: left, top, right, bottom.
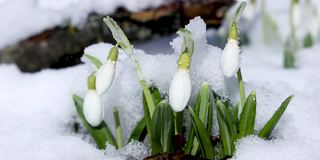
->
87, 73, 96, 90
113, 107, 123, 149
175, 111, 183, 135
237, 69, 246, 109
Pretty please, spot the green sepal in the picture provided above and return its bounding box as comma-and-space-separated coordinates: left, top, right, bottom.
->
87, 73, 96, 90
84, 54, 103, 69
178, 52, 191, 70
107, 46, 119, 62
228, 21, 239, 40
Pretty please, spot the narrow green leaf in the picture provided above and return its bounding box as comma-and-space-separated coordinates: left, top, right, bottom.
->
224, 104, 238, 141
232, 103, 240, 133
188, 107, 214, 159
303, 32, 313, 48
84, 54, 103, 69
207, 91, 214, 134
238, 91, 257, 139
141, 80, 156, 117
151, 101, 174, 154
186, 83, 213, 155
149, 85, 162, 106
128, 117, 147, 142
258, 95, 293, 138
216, 100, 234, 156
72, 94, 116, 149
142, 85, 163, 151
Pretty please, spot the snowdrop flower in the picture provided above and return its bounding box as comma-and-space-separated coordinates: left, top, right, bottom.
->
96, 46, 118, 95
220, 22, 241, 78
292, 0, 301, 28
169, 52, 192, 112
310, 13, 320, 39
242, 0, 256, 21
84, 73, 104, 127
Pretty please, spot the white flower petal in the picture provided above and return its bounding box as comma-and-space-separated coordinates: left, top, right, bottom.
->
220, 39, 240, 78
169, 70, 191, 112
242, 3, 256, 21
96, 60, 116, 95
293, 4, 301, 28
83, 90, 104, 127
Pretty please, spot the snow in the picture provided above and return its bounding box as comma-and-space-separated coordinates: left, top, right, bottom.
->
1, 1, 320, 160
0, 0, 169, 50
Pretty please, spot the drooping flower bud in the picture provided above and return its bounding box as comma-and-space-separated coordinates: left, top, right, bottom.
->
169, 52, 192, 112
96, 46, 118, 95
84, 73, 104, 127
220, 22, 241, 78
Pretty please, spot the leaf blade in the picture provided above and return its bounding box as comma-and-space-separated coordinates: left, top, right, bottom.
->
238, 91, 256, 139
258, 95, 293, 138
188, 107, 214, 159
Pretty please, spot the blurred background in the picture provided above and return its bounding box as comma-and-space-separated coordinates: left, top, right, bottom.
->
0, 0, 235, 72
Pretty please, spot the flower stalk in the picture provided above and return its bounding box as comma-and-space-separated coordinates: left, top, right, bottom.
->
113, 107, 123, 149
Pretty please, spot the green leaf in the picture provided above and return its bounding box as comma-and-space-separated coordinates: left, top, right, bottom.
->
188, 107, 214, 159
142, 85, 163, 152
128, 117, 147, 142
149, 85, 162, 106
258, 95, 293, 138
284, 38, 296, 68
84, 54, 103, 69
232, 103, 240, 133
238, 91, 256, 139
151, 101, 174, 154
103, 16, 133, 55
216, 100, 234, 156
72, 94, 116, 149
185, 83, 213, 155
303, 32, 313, 48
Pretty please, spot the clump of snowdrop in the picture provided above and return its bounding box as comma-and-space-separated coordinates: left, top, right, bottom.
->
71, 3, 293, 159
83, 73, 104, 127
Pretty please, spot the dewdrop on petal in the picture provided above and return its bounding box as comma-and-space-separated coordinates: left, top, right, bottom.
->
96, 46, 118, 95
220, 21, 241, 78
169, 52, 192, 112
83, 73, 104, 127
